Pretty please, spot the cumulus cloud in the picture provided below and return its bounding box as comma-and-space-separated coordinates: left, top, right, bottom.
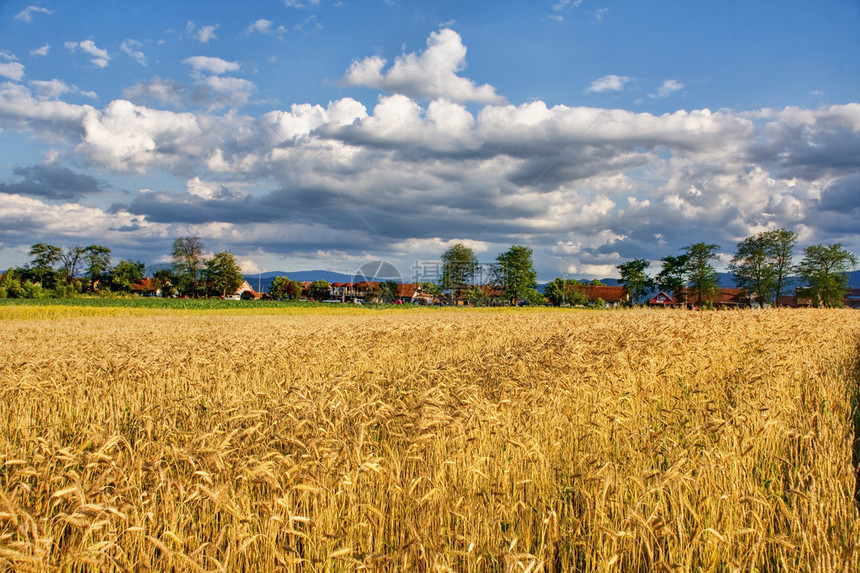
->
65, 40, 111, 68
586, 74, 632, 93
126, 74, 255, 110
14, 5, 53, 22
343, 28, 505, 104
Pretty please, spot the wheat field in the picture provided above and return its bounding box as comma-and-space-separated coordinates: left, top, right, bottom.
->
1, 307, 859, 571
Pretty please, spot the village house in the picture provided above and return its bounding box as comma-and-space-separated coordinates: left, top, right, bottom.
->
575, 285, 629, 307
649, 288, 749, 308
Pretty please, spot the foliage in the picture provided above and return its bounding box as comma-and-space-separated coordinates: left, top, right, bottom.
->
617, 258, 654, 304
84, 245, 112, 291
682, 242, 721, 305
380, 281, 399, 303
494, 245, 537, 304
171, 237, 206, 297
308, 280, 332, 301
269, 276, 302, 299
655, 254, 689, 302
60, 245, 86, 284
441, 243, 478, 295
26, 242, 64, 289
765, 228, 799, 305
109, 260, 146, 293
729, 228, 798, 306
419, 281, 441, 296
205, 251, 243, 298
796, 243, 858, 307
544, 278, 587, 306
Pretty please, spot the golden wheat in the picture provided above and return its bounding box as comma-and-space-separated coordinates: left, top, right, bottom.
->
0, 307, 858, 571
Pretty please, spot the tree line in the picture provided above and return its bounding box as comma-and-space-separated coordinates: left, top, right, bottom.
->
0, 237, 244, 299
2, 230, 856, 307
436, 229, 856, 308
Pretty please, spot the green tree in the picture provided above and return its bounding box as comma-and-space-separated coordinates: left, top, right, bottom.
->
729, 228, 798, 307
309, 280, 332, 301
617, 259, 654, 304
171, 237, 206, 297
109, 259, 146, 293
381, 281, 399, 303
544, 277, 587, 306
766, 228, 798, 305
269, 276, 292, 299
441, 243, 478, 299
153, 269, 177, 297
796, 243, 858, 307
419, 281, 441, 296
495, 245, 538, 305
655, 254, 689, 303
682, 242, 721, 305
26, 243, 63, 288
205, 251, 243, 298
59, 245, 86, 286
83, 245, 112, 291
729, 233, 776, 307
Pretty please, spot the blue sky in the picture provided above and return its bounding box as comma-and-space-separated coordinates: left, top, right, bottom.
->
1, 0, 859, 281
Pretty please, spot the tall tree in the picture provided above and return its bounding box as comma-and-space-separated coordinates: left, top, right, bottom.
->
655, 254, 689, 303
83, 245, 112, 291
26, 243, 63, 288
796, 243, 858, 307
59, 245, 86, 284
765, 228, 798, 305
441, 243, 478, 298
683, 242, 721, 305
495, 245, 538, 304
171, 236, 206, 297
205, 251, 244, 298
729, 233, 777, 307
617, 259, 654, 304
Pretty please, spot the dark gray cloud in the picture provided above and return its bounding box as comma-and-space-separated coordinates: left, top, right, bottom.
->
0, 164, 105, 201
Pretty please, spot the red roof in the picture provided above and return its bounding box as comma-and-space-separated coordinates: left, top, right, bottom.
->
396, 283, 420, 298
576, 285, 628, 303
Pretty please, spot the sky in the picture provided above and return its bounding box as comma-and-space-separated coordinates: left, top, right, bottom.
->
1, 0, 859, 282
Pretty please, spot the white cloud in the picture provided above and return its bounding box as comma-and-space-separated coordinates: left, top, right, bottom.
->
65, 40, 111, 68
14, 5, 53, 22
30, 43, 50, 57
0, 62, 25, 81
586, 74, 632, 93
182, 56, 240, 76
30, 79, 70, 99
343, 28, 505, 104
652, 79, 683, 99
194, 24, 219, 44
120, 40, 146, 66
246, 18, 287, 38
